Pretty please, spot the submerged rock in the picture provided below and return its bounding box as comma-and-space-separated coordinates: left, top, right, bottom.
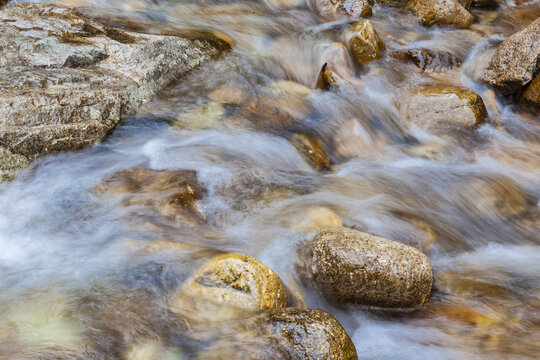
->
94, 168, 207, 226
169, 253, 287, 322
316, 42, 355, 90
405, 0, 473, 28
315, 0, 372, 20
481, 17, 540, 94
390, 48, 461, 72
348, 20, 386, 66
398, 86, 487, 130
297, 227, 433, 308
0, 3, 228, 181
290, 133, 331, 171
289, 206, 343, 232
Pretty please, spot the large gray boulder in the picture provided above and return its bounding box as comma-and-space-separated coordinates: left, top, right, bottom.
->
0, 3, 228, 181
481, 18, 540, 94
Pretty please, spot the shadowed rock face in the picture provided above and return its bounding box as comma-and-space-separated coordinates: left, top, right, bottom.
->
482, 17, 540, 95
390, 48, 461, 72
297, 226, 433, 308
0, 3, 229, 181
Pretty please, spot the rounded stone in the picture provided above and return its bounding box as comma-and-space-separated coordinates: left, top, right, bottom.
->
297, 226, 433, 308
170, 253, 287, 315
266, 308, 358, 360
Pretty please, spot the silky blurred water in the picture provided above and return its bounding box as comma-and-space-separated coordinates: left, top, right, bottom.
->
1, 0, 540, 359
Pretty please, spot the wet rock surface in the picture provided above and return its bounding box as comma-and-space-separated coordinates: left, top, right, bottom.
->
297, 227, 433, 308
348, 20, 386, 65
481, 17, 540, 94
94, 167, 207, 226
169, 253, 287, 320
390, 48, 461, 71
405, 0, 473, 28
316, 0, 372, 19
0, 3, 228, 181
398, 86, 487, 130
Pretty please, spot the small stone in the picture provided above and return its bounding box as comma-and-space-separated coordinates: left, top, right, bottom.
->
405, 0, 473, 28
174, 102, 225, 130
208, 87, 247, 105
348, 20, 385, 66
290, 133, 331, 171
290, 206, 343, 232
169, 253, 287, 321
481, 17, 540, 94
390, 48, 461, 72
399, 86, 487, 130
316, 0, 372, 20
297, 226, 433, 308
266, 308, 358, 360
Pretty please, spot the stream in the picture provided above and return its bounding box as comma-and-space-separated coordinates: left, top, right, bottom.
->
1, 0, 540, 359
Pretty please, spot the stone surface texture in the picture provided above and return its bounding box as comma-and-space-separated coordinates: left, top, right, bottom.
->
399, 86, 487, 130
405, 0, 473, 28
0, 3, 227, 180
349, 20, 386, 65
481, 18, 540, 94
297, 226, 433, 308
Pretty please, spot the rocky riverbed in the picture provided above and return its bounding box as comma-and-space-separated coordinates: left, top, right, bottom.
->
0, 0, 539, 359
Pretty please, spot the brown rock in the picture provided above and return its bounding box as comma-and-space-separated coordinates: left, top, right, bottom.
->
399, 86, 487, 130
290, 133, 331, 171
266, 308, 358, 360
522, 74, 540, 106
316, 42, 355, 90
0, 3, 228, 181
297, 227, 433, 308
349, 20, 386, 65
405, 0, 473, 28
481, 18, 540, 94
196, 307, 358, 360
316, 0, 372, 20
94, 168, 207, 226
390, 48, 461, 72
169, 253, 287, 322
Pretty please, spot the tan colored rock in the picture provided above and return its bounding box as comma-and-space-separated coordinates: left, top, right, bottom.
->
208, 87, 247, 105
297, 227, 433, 307
265, 308, 358, 360
124, 339, 182, 360
522, 74, 540, 106
173, 102, 225, 130
243, 81, 312, 130
348, 20, 385, 65
0, 3, 228, 181
399, 86, 487, 130
390, 48, 461, 72
316, 0, 372, 20
290, 133, 331, 171
169, 253, 287, 321
94, 168, 207, 226
290, 206, 343, 231
481, 17, 540, 94
405, 0, 473, 28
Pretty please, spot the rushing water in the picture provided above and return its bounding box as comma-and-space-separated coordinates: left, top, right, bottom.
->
1, 0, 540, 359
